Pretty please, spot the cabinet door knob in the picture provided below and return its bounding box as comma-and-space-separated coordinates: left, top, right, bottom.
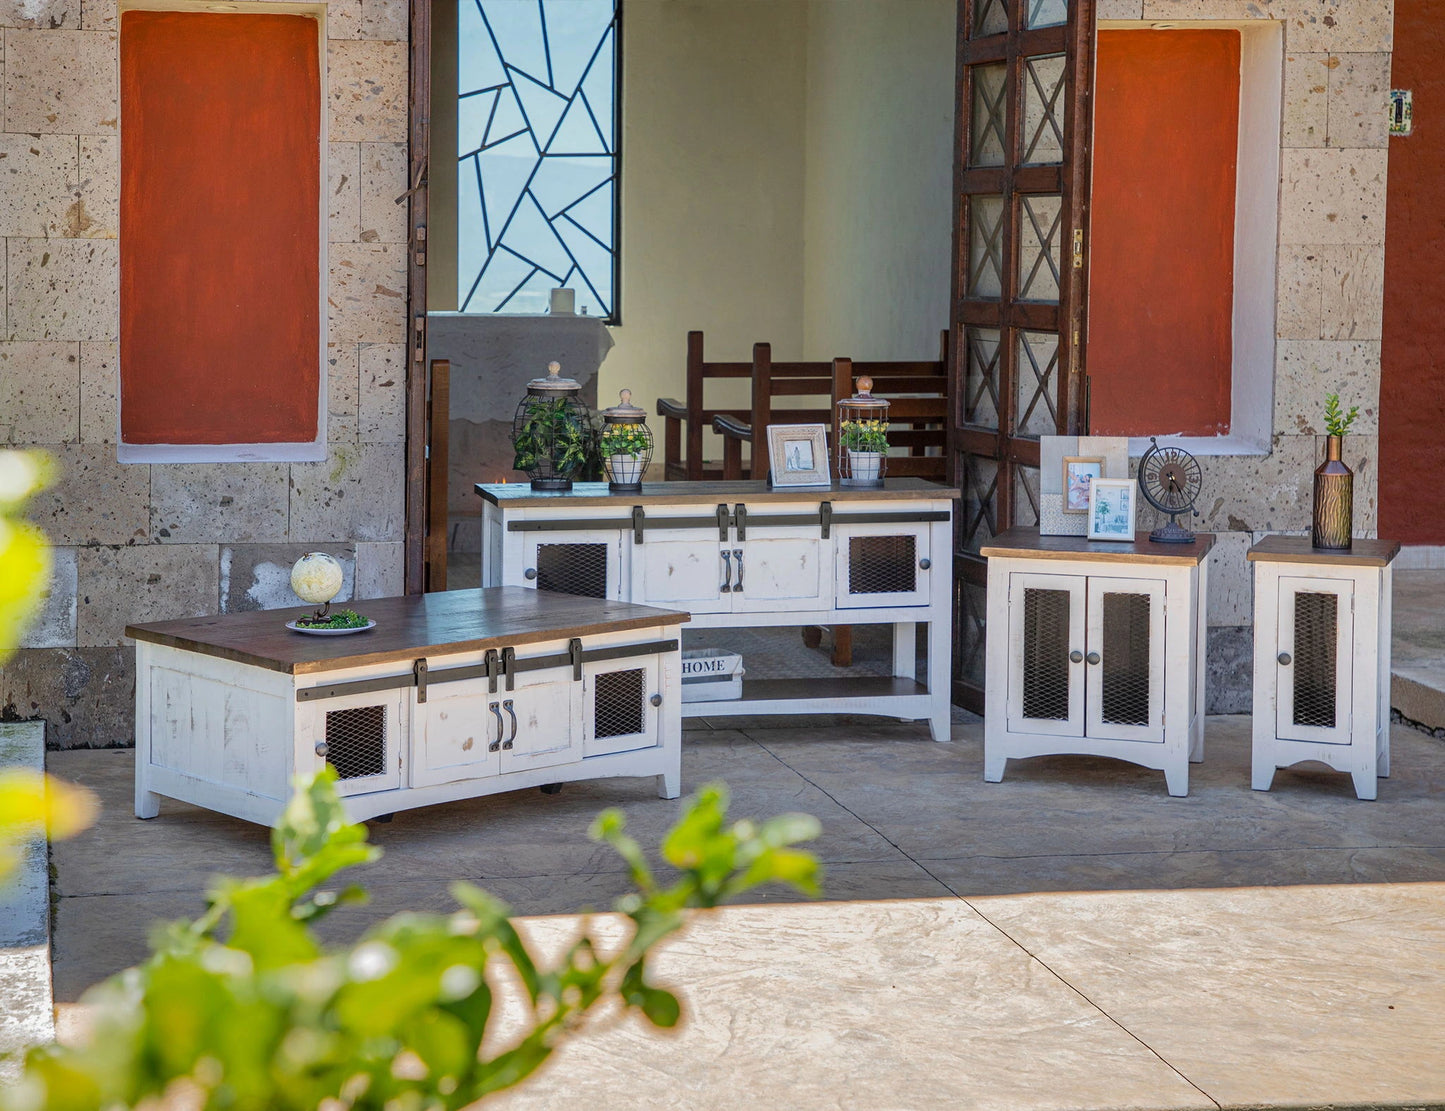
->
919, 557, 931, 570
650, 693, 663, 707
1277, 651, 1292, 666
1086, 652, 1101, 665
524, 568, 538, 581
314, 741, 329, 759
1069, 650, 1083, 664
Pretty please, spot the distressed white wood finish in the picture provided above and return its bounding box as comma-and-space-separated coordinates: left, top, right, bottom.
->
134, 622, 682, 826
479, 485, 956, 742
984, 539, 1209, 797
1250, 544, 1395, 801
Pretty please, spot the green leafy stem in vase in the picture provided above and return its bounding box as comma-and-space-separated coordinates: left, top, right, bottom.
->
1323, 393, 1360, 439
840, 419, 890, 454
600, 423, 650, 458
513, 397, 591, 473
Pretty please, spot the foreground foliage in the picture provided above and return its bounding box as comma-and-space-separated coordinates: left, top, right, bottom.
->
0, 449, 53, 662
4, 772, 821, 1110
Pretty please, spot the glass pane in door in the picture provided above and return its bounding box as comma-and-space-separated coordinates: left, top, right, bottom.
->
1293, 591, 1338, 728
1026, 0, 1068, 29
1018, 194, 1063, 302
975, 0, 1009, 36
968, 195, 1006, 298
1100, 591, 1151, 726
1022, 54, 1067, 164
1021, 587, 1071, 719
1014, 330, 1060, 437
964, 326, 1002, 427
971, 63, 1008, 167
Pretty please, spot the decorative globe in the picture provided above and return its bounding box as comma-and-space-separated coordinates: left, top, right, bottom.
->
291, 552, 344, 606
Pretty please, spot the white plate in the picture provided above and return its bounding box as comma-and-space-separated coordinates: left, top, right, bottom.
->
285, 619, 377, 636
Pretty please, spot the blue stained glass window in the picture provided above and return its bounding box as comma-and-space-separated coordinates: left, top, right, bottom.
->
458, 0, 619, 321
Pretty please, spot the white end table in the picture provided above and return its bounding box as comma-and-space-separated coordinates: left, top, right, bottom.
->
1248, 535, 1399, 800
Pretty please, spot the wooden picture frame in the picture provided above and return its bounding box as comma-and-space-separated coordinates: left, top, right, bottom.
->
766, 424, 831, 487
1062, 455, 1104, 514
1087, 478, 1137, 542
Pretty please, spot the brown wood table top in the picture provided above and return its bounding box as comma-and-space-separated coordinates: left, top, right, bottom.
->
981, 527, 1216, 566
126, 588, 689, 676
1247, 534, 1401, 567
475, 477, 960, 508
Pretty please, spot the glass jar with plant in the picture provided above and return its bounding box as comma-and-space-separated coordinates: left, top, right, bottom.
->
510, 362, 592, 490
599, 389, 654, 491
1313, 392, 1359, 549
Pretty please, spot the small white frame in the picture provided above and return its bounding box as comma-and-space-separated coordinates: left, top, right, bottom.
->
767, 424, 831, 487
1087, 478, 1137, 541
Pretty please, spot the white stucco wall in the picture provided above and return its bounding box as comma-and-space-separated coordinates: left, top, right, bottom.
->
801, 0, 955, 363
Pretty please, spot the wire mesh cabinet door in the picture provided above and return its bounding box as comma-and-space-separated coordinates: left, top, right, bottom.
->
833, 523, 932, 610
1084, 576, 1165, 743
584, 657, 660, 758
522, 531, 625, 599
1005, 571, 1085, 736
298, 687, 405, 797
1275, 575, 1354, 745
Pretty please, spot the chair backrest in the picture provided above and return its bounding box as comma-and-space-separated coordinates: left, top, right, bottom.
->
831, 330, 950, 480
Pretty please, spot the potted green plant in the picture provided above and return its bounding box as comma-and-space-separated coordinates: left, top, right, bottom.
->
840, 418, 890, 483
601, 421, 650, 486
510, 362, 591, 490
1313, 393, 1359, 549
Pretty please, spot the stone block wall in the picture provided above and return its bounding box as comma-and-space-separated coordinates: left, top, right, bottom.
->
1103, 0, 1392, 712
0, 0, 411, 747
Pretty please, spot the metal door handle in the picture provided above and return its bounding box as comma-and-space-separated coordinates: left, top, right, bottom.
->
1086, 652, 1101, 665
488, 702, 503, 751
1277, 652, 1292, 666
502, 699, 517, 750
720, 549, 733, 592
1069, 650, 1083, 663
732, 548, 744, 592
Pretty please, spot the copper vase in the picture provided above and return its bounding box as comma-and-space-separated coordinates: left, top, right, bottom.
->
1312, 434, 1353, 549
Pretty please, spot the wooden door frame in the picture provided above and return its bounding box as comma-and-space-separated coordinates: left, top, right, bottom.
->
404, 0, 432, 594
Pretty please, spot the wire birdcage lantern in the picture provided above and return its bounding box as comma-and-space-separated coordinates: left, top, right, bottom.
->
510, 361, 591, 491
837, 376, 890, 487
599, 389, 653, 492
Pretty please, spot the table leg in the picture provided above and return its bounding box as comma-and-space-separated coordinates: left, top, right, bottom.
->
893, 622, 916, 681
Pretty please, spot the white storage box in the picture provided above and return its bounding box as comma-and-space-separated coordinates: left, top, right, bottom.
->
681, 649, 744, 702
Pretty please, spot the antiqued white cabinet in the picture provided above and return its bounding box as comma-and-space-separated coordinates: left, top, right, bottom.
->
479, 480, 957, 740
129, 588, 686, 826
1248, 536, 1399, 800
982, 529, 1212, 796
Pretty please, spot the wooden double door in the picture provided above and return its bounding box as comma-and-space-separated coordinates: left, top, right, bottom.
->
950, 0, 1097, 711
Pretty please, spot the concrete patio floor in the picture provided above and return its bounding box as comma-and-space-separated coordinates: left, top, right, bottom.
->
44, 711, 1445, 1109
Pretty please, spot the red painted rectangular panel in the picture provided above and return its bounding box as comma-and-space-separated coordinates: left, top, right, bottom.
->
1380, 0, 1445, 543
1087, 30, 1239, 438
121, 10, 320, 444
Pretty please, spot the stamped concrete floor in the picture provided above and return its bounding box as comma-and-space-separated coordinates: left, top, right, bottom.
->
45, 712, 1445, 1109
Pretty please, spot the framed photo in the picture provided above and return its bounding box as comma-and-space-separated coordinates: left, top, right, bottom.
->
766, 424, 831, 487
1087, 478, 1137, 542
1062, 456, 1104, 514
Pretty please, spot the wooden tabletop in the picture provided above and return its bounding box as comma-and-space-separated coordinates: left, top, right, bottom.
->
981, 527, 1216, 566
475, 478, 960, 508
126, 588, 689, 676
1247, 535, 1401, 567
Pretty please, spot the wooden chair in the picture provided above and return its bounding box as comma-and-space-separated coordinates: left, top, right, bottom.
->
712, 330, 951, 482
657, 331, 745, 481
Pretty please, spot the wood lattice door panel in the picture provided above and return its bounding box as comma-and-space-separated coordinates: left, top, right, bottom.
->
950, 0, 1095, 711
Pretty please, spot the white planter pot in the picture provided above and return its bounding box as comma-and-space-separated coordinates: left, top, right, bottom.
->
608, 454, 646, 485
847, 449, 885, 482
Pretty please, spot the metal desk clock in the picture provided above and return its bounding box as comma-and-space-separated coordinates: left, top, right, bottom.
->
1138, 437, 1203, 543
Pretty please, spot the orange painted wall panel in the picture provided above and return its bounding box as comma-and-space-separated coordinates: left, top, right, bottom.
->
120, 10, 320, 445
1380, 0, 1445, 543
1087, 29, 1239, 437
